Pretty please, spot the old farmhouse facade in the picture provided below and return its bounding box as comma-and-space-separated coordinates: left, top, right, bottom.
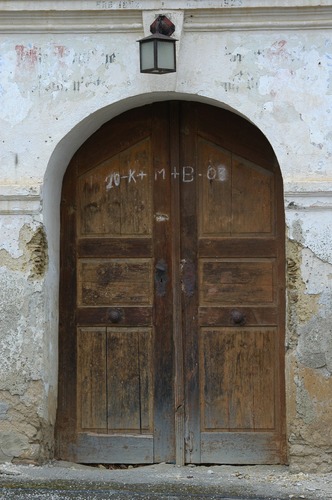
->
0, 0, 331, 472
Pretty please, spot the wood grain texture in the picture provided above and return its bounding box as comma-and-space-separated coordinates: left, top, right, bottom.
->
201, 432, 280, 464
151, 102, 175, 463
76, 434, 154, 464
170, 103, 185, 466
57, 105, 158, 464
195, 102, 285, 464
56, 158, 78, 460
198, 139, 232, 235
107, 328, 152, 433
200, 328, 275, 431
77, 306, 152, 327
181, 102, 201, 464
232, 156, 273, 235
199, 259, 275, 305
77, 328, 107, 431
199, 238, 276, 258
78, 139, 152, 237
198, 306, 277, 327
78, 259, 153, 306
78, 238, 152, 259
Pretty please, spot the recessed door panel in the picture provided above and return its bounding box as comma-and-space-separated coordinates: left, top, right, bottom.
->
107, 328, 153, 433
77, 259, 153, 306
77, 328, 107, 431
232, 156, 273, 234
78, 139, 153, 236
198, 139, 232, 235
200, 327, 276, 431
199, 259, 275, 305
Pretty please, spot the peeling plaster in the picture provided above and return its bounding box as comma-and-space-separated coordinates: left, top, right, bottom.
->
0, 382, 54, 463
289, 365, 332, 472
286, 228, 332, 471
286, 237, 332, 371
286, 238, 320, 334
0, 222, 48, 278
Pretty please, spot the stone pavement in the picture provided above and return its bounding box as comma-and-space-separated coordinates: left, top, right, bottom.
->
0, 461, 331, 499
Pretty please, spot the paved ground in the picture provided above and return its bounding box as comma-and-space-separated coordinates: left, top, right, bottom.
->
0, 461, 331, 499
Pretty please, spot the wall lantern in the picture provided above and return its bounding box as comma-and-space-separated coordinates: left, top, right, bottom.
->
138, 15, 177, 74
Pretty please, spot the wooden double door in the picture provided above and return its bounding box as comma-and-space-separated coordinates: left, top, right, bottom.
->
57, 102, 286, 465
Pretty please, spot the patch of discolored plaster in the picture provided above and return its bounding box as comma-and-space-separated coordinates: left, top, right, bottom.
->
286, 238, 320, 350
289, 366, 332, 473
26, 225, 48, 279
0, 381, 54, 464
45, 385, 57, 428
0, 431, 30, 463
0, 222, 48, 279
285, 350, 298, 446
0, 402, 9, 420
297, 315, 332, 373
294, 375, 316, 425
286, 235, 332, 471
287, 242, 332, 374
301, 366, 332, 448
0, 269, 45, 395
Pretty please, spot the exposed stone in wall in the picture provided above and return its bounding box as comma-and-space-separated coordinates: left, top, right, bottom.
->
286, 238, 320, 347
26, 226, 48, 279
0, 222, 48, 278
0, 382, 54, 463
286, 236, 332, 472
289, 365, 332, 473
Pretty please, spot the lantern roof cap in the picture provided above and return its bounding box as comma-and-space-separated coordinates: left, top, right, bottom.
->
137, 32, 178, 43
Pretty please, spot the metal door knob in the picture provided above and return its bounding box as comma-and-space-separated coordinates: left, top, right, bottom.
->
109, 309, 122, 323
231, 309, 245, 325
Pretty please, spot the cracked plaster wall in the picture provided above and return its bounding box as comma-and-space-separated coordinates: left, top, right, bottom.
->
0, 0, 332, 471
286, 209, 332, 472
0, 219, 54, 462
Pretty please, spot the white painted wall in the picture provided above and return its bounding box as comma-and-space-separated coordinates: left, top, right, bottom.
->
0, 1, 332, 470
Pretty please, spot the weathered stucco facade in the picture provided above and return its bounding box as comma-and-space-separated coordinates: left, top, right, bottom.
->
0, 0, 332, 472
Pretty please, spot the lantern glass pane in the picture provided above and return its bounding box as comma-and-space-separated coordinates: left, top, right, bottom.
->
141, 41, 155, 71
157, 40, 175, 70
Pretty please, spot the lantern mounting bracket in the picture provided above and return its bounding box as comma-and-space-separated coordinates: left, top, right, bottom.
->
150, 15, 175, 37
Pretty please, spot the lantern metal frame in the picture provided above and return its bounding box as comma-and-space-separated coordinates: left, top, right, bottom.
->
138, 15, 177, 75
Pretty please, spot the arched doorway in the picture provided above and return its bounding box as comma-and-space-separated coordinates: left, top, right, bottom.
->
56, 101, 286, 464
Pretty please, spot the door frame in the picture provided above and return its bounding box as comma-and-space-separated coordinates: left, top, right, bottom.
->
55, 100, 287, 465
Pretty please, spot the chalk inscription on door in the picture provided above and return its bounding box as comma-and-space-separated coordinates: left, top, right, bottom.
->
105, 164, 228, 189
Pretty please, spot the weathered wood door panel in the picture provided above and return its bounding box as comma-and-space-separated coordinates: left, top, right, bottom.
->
190, 104, 285, 464
58, 104, 174, 463
57, 102, 286, 464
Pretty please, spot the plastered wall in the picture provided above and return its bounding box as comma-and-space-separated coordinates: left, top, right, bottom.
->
0, 1, 332, 471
